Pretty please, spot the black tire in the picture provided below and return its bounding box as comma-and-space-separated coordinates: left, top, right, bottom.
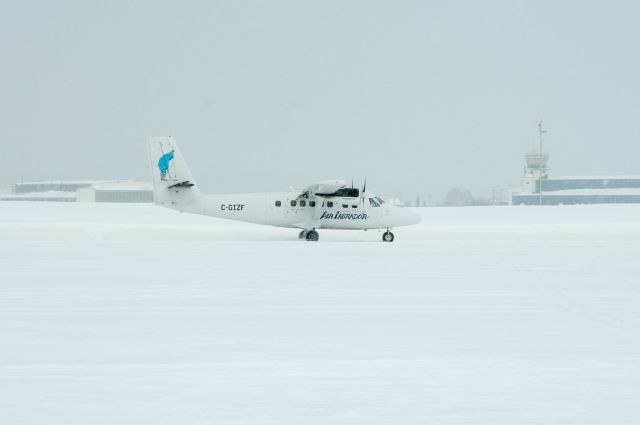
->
306, 230, 319, 241
382, 231, 394, 242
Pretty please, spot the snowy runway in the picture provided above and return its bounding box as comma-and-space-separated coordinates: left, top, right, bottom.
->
1, 203, 640, 424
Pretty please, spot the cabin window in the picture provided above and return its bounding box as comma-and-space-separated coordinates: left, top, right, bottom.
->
351, 205, 358, 208
327, 201, 334, 208
342, 204, 348, 208
275, 200, 281, 207
309, 201, 316, 207
290, 200, 297, 207
300, 200, 306, 207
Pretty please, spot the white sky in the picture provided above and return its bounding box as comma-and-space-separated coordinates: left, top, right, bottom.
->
1, 1, 639, 200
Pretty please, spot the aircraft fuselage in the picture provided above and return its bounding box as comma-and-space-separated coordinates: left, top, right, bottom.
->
170, 191, 419, 230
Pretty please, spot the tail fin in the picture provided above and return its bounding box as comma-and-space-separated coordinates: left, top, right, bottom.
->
146, 137, 200, 207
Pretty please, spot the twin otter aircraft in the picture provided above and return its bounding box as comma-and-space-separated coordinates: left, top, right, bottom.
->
147, 137, 420, 241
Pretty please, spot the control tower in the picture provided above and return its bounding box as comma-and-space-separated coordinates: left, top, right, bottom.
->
511, 121, 640, 205
520, 121, 548, 194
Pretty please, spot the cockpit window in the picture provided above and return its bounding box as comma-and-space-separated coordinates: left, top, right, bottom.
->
333, 188, 359, 198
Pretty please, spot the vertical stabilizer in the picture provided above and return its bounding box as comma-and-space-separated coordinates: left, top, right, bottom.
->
146, 137, 200, 207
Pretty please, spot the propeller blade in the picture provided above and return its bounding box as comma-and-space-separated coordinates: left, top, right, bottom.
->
360, 178, 367, 205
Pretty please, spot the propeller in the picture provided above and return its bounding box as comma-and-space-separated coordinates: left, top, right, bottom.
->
361, 178, 367, 206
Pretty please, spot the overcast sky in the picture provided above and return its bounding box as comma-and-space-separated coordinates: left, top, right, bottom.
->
1, 1, 639, 201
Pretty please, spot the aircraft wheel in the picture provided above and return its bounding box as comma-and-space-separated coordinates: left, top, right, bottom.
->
306, 230, 319, 241
382, 231, 394, 242
298, 230, 306, 239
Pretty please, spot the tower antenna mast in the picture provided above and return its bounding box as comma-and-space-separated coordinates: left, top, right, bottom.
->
538, 119, 547, 157
537, 119, 548, 205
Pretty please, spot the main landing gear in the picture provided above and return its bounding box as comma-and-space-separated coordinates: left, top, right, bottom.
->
299, 229, 319, 241
299, 229, 393, 242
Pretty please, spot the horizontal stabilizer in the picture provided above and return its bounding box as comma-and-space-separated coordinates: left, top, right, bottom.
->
168, 181, 195, 189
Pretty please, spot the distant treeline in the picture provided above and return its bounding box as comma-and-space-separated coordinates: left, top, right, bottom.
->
411, 188, 492, 207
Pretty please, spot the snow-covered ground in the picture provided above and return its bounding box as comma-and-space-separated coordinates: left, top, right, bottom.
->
1, 202, 640, 424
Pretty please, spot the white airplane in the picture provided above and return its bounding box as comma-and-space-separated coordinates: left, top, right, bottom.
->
147, 137, 420, 241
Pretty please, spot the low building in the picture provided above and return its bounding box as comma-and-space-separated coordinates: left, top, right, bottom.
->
77, 181, 153, 203
0, 190, 77, 202
512, 178, 640, 205
11, 181, 107, 195
1, 180, 154, 203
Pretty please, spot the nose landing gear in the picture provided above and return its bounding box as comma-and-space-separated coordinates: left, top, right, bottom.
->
382, 230, 395, 242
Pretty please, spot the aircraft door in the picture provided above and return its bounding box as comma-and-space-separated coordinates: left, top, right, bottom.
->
309, 197, 322, 222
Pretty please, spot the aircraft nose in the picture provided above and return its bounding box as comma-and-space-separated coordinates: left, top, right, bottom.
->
399, 208, 421, 226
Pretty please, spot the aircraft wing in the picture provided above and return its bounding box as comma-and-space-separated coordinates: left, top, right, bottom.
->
301, 180, 348, 197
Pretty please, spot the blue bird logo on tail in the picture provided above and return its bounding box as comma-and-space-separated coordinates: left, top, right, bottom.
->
158, 150, 175, 181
